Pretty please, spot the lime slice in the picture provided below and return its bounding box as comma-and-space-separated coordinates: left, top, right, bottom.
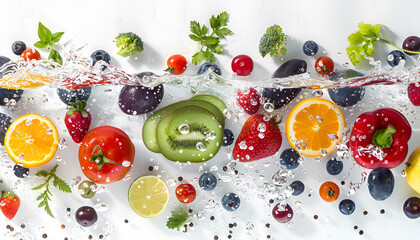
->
128, 175, 169, 218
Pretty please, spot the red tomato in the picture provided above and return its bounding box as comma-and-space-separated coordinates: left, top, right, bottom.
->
78, 126, 135, 184
20, 48, 41, 61
231, 55, 254, 76
175, 183, 196, 203
166, 54, 187, 75
315, 56, 334, 76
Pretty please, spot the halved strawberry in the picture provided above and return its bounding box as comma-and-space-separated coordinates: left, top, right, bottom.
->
236, 88, 260, 115
233, 114, 282, 162
0, 192, 20, 220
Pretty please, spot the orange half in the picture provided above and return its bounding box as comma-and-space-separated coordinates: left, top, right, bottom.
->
5, 114, 59, 168
286, 98, 345, 157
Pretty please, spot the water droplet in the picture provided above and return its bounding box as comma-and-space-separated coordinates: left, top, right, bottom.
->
210, 166, 218, 171
327, 133, 338, 140
401, 170, 407, 177
94, 203, 109, 212
295, 140, 307, 151
58, 138, 67, 149
311, 90, 323, 97
122, 161, 131, 167
223, 109, 233, 119
250, 98, 258, 106
316, 116, 323, 123
196, 142, 206, 151
263, 102, 275, 112
46, 129, 53, 134
246, 222, 255, 231
239, 140, 247, 149
105, 177, 111, 183
25, 119, 32, 126
264, 161, 270, 167
257, 123, 266, 132
258, 132, 265, 139
207, 131, 216, 140
321, 148, 327, 156
178, 124, 190, 134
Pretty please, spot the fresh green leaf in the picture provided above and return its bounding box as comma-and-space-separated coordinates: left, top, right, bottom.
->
48, 49, 63, 65
166, 208, 191, 230
51, 32, 64, 43
32, 165, 71, 218
38, 22, 52, 43
34, 41, 48, 49
189, 12, 232, 65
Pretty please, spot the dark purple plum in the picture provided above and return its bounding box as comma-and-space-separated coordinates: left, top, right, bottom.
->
119, 72, 164, 115
263, 59, 306, 109
272, 203, 293, 223
57, 87, 91, 105
0, 56, 23, 105
367, 168, 394, 201
328, 69, 365, 107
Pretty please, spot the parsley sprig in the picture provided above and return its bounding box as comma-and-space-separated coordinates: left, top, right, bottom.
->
166, 208, 191, 231
34, 22, 65, 65
346, 22, 420, 66
189, 12, 232, 65
32, 165, 72, 218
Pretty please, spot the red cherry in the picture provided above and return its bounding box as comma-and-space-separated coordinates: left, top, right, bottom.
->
231, 55, 254, 76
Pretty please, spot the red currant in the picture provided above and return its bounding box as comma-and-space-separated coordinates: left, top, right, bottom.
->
231, 55, 254, 76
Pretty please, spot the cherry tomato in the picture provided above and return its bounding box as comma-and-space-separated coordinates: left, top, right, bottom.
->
175, 183, 196, 203
78, 126, 135, 184
20, 48, 41, 61
315, 56, 334, 76
231, 55, 254, 76
319, 181, 340, 202
166, 54, 187, 75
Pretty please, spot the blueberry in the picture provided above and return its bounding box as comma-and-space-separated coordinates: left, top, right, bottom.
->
368, 167, 394, 201
12, 41, 26, 55
222, 129, 234, 146
197, 62, 222, 75
13, 164, 29, 178
0, 55, 23, 105
57, 87, 92, 105
303, 40, 318, 56
221, 193, 240, 211
339, 199, 356, 215
387, 50, 405, 67
326, 158, 343, 175
290, 180, 305, 196
0, 113, 13, 145
279, 148, 301, 170
328, 69, 365, 107
198, 172, 217, 191
90, 50, 111, 66
263, 59, 306, 109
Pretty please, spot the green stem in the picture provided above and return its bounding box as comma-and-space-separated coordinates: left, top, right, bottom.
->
380, 38, 420, 55
372, 125, 396, 148
89, 145, 121, 171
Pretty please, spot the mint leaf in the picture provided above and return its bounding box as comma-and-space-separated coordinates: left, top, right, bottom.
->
51, 32, 64, 43
38, 22, 52, 43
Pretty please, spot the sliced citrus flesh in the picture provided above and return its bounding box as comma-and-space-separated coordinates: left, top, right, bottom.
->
286, 98, 345, 157
5, 114, 59, 168
128, 175, 169, 218
0, 71, 54, 89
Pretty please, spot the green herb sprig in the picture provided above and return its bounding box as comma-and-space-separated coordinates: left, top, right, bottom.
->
346, 22, 420, 66
32, 165, 72, 218
189, 12, 232, 65
34, 22, 65, 65
166, 208, 191, 231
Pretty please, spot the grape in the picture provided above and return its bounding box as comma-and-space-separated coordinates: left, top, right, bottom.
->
402, 36, 420, 55
75, 206, 98, 227
367, 168, 394, 201
272, 203, 293, 223
221, 193, 240, 211
339, 199, 356, 215
326, 158, 343, 175
403, 197, 420, 219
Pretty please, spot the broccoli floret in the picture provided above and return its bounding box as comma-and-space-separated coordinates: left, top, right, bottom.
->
259, 25, 287, 58
114, 32, 144, 57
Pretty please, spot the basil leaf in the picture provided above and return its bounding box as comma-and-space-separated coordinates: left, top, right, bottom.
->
38, 22, 52, 43
34, 41, 48, 49
51, 32, 64, 43
48, 49, 63, 65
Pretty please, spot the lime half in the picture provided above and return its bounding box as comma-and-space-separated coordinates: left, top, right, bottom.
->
128, 175, 169, 218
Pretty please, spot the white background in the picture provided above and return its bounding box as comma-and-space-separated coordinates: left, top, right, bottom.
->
0, 0, 420, 240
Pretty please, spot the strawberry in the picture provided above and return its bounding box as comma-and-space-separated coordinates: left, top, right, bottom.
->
0, 192, 20, 220
233, 114, 282, 162
236, 88, 261, 115
65, 100, 91, 143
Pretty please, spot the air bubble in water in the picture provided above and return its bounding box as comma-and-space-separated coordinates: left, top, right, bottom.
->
239, 140, 247, 149
223, 109, 233, 119
58, 138, 67, 149
295, 140, 307, 151
264, 102, 275, 112
327, 133, 338, 139
257, 123, 266, 132
207, 131, 216, 140
246, 222, 254, 231
311, 90, 323, 97
178, 124, 190, 134
316, 116, 323, 123
25, 119, 32, 126
122, 161, 131, 167
250, 98, 258, 106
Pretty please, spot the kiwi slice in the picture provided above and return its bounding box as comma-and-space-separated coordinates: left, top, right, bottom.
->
156, 108, 223, 162
143, 99, 224, 153
190, 95, 227, 116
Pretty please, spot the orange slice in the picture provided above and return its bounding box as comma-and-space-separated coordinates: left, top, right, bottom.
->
4, 114, 59, 168
286, 98, 345, 157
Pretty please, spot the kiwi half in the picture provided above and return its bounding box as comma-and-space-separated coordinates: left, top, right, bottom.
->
156, 108, 223, 162
190, 95, 227, 116
143, 98, 225, 153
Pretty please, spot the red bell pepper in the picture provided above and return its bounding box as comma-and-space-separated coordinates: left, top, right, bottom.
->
349, 108, 412, 169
